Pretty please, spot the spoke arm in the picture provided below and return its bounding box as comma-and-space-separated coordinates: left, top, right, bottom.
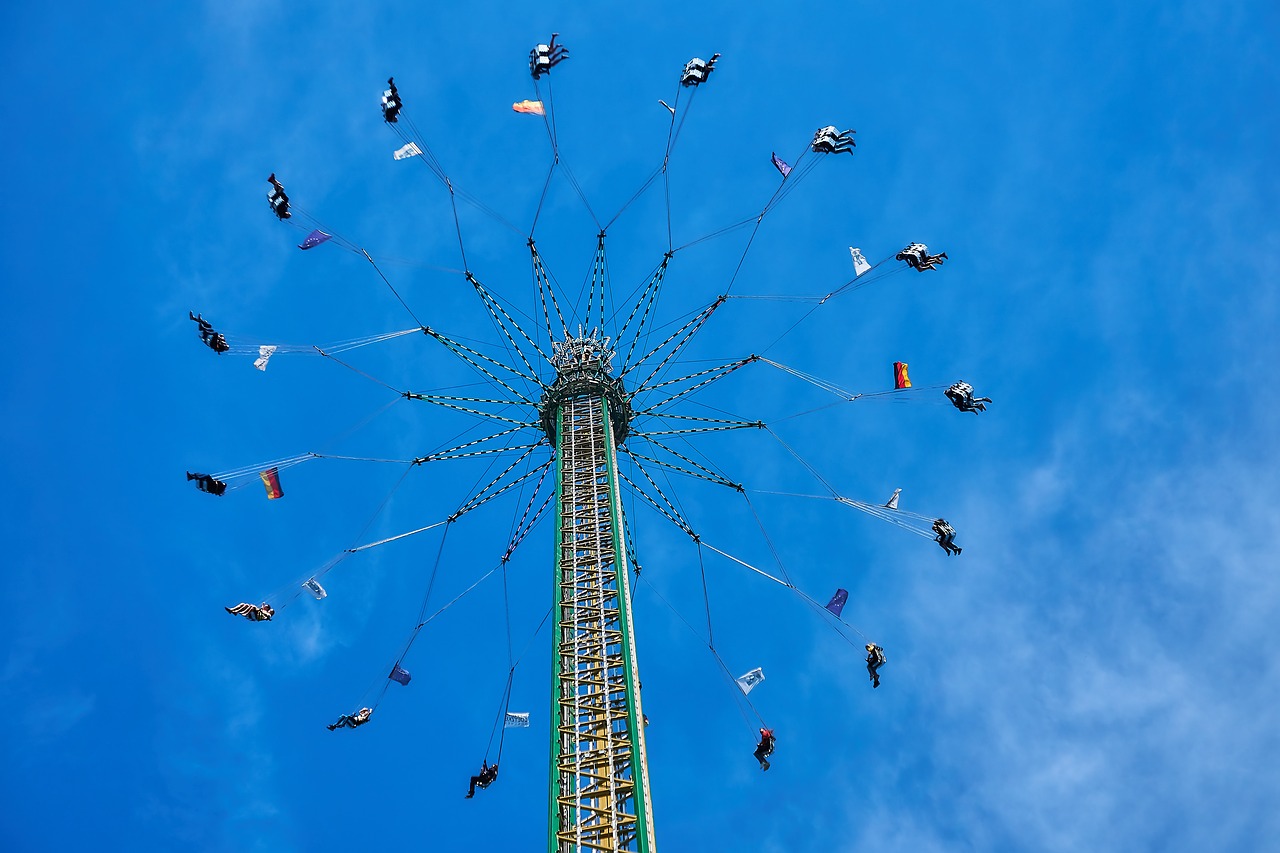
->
633, 434, 741, 487
633, 356, 760, 416
635, 412, 758, 426
618, 454, 695, 536
405, 393, 538, 428
453, 449, 551, 520
411, 424, 531, 464
416, 441, 544, 465
633, 355, 758, 398
616, 255, 671, 371
630, 422, 763, 438
468, 271, 552, 371
586, 233, 605, 333
531, 241, 570, 343
617, 468, 694, 538
620, 442, 741, 491
422, 327, 541, 403
621, 296, 726, 390
502, 466, 555, 563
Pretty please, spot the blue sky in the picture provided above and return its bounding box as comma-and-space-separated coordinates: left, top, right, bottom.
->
2, 2, 1278, 851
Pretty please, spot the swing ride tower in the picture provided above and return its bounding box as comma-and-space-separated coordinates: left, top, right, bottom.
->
541, 329, 656, 853
190, 34, 982, 853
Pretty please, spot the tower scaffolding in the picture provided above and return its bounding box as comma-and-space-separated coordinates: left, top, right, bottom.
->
545, 330, 655, 853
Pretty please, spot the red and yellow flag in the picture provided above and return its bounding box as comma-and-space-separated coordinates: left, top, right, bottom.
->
260, 467, 284, 500
893, 361, 911, 389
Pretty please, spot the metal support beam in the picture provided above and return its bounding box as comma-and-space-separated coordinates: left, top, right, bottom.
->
549, 391, 655, 853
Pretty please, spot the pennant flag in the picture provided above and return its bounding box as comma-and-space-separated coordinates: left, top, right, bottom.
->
770, 152, 792, 178
253, 345, 278, 371
512, 99, 546, 116
658, 99, 675, 117
504, 712, 530, 728
393, 142, 423, 160
302, 577, 327, 600
894, 361, 912, 389
825, 588, 849, 617
849, 247, 871, 276
735, 667, 766, 695
388, 664, 412, 686
884, 488, 901, 510
259, 467, 284, 500
298, 229, 332, 250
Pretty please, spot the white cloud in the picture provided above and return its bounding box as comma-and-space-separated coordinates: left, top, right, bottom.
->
819, 408, 1280, 852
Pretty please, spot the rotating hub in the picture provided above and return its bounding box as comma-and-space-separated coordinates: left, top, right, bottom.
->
539, 328, 632, 443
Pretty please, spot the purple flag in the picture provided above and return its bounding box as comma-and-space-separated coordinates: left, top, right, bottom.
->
771, 152, 792, 178
825, 588, 848, 617
388, 664, 412, 686
298, 229, 333, 250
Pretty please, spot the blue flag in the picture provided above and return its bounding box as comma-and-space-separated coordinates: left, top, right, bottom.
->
298, 229, 333, 250
770, 152, 792, 178
388, 664, 412, 686
825, 588, 848, 617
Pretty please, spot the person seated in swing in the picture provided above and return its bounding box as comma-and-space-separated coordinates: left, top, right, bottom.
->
327, 707, 373, 731
267, 173, 291, 220
865, 643, 887, 688
932, 518, 962, 556
945, 381, 992, 413
188, 312, 230, 352
381, 77, 402, 122
225, 601, 274, 621
189, 311, 214, 339
753, 727, 776, 771
465, 760, 499, 798
187, 471, 228, 496
811, 125, 856, 154
529, 33, 568, 79
681, 53, 720, 87
896, 242, 947, 271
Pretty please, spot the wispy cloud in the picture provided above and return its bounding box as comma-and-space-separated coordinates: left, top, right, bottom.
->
817, 407, 1280, 852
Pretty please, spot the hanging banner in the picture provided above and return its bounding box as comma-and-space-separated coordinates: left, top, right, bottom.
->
735, 667, 766, 695
893, 361, 912, 389
259, 467, 284, 500
849, 247, 871, 276
253, 345, 278, 371
393, 142, 423, 160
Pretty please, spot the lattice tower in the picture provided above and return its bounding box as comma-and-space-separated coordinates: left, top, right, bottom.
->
540, 329, 655, 853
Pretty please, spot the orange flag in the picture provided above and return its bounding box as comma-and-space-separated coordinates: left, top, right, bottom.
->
512, 99, 546, 116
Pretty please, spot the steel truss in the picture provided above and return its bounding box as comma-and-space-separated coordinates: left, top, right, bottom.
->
550, 392, 655, 853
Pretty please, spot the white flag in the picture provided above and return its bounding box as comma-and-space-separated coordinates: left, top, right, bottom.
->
504, 712, 530, 728
735, 667, 765, 695
884, 488, 901, 510
302, 577, 327, 600
393, 142, 423, 160
849, 247, 871, 276
253, 345, 278, 371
